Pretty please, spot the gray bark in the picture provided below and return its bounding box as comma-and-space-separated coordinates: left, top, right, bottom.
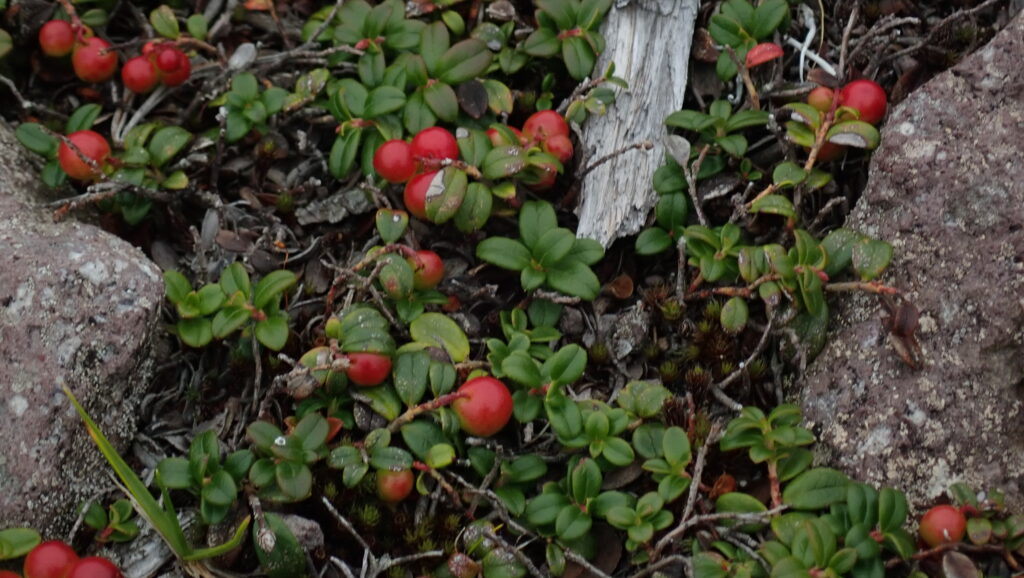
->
576, 0, 699, 247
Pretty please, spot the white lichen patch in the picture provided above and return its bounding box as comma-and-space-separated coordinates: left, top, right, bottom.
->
8, 395, 28, 417
78, 261, 109, 285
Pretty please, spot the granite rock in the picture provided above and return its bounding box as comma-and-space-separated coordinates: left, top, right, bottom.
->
796, 13, 1024, 510
0, 122, 163, 535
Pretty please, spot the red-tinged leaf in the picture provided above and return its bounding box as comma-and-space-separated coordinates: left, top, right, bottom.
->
745, 42, 783, 68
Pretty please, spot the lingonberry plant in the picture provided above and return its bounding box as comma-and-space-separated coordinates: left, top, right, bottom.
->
7, 0, 1003, 577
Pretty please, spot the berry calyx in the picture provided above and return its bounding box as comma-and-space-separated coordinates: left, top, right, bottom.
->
838, 79, 887, 125
408, 249, 445, 290
121, 56, 159, 94
65, 557, 122, 578
919, 504, 966, 547
404, 171, 437, 220
376, 468, 414, 503
71, 37, 118, 83
410, 127, 459, 170
344, 352, 392, 387
522, 110, 569, 144
373, 139, 417, 183
38, 20, 75, 58
451, 376, 513, 437
58, 130, 111, 181
23, 540, 78, 578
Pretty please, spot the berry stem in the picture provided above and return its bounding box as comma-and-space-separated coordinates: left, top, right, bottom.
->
386, 391, 468, 433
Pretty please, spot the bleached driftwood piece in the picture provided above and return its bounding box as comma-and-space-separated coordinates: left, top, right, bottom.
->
575, 0, 699, 247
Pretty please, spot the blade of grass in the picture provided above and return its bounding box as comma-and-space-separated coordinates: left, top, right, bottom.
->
63, 384, 250, 561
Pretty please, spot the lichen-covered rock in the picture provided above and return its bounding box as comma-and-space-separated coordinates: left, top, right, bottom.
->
796, 13, 1024, 510
0, 121, 163, 535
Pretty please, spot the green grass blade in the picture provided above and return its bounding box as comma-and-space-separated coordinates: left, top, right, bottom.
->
63, 385, 194, 558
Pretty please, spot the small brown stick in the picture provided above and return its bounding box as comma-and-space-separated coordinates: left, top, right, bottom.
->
386, 392, 468, 433
556, 76, 606, 115
845, 16, 922, 68
725, 46, 760, 111
651, 423, 724, 560
576, 140, 654, 181
825, 281, 900, 294
685, 145, 711, 226
836, 0, 861, 82
880, 0, 1003, 65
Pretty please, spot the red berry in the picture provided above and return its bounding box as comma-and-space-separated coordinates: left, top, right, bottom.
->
522, 110, 569, 144
23, 540, 78, 578
807, 86, 835, 112
520, 158, 559, 191
155, 48, 182, 73
160, 54, 191, 87
38, 20, 75, 58
344, 352, 392, 387
65, 557, 122, 578
452, 376, 513, 437
58, 130, 111, 181
376, 468, 414, 502
121, 56, 159, 94
373, 140, 416, 183
0, 570, 22, 578
543, 134, 574, 164
141, 41, 158, 56
408, 250, 444, 290
410, 127, 459, 170
919, 505, 966, 547
838, 79, 887, 125
71, 37, 118, 83
403, 171, 437, 220
815, 142, 845, 162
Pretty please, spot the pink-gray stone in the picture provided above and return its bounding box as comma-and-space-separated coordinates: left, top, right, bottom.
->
0, 121, 162, 535
797, 12, 1024, 510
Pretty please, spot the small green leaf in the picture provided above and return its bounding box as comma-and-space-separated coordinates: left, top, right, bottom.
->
409, 312, 470, 362
369, 446, 414, 470
178, 318, 213, 347
202, 470, 238, 507
635, 228, 673, 256
773, 162, 807, 188
16, 123, 59, 157
720, 297, 749, 334
66, 104, 103, 134
783, 468, 850, 510
716, 492, 768, 532
253, 270, 297, 309
477, 237, 531, 271
555, 505, 592, 541
0, 528, 41, 560
255, 315, 290, 351
438, 39, 493, 84
827, 120, 881, 150
274, 462, 313, 500
750, 194, 796, 218
562, 36, 596, 81
425, 443, 456, 469
186, 14, 208, 40
150, 5, 180, 39
523, 28, 561, 58
148, 126, 193, 169
852, 238, 893, 281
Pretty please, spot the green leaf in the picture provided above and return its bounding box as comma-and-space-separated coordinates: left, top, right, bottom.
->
602, 437, 635, 466
409, 312, 470, 362
720, 297, 749, 334
827, 120, 881, 150
0, 29, 11, 61
545, 392, 583, 441
66, 104, 103, 134
716, 492, 768, 532
253, 270, 297, 309
523, 28, 561, 58
715, 134, 747, 157
164, 271, 193, 304
662, 426, 691, 467
369, 446, 414, 470
518, 201, 559, 251
425, 443, 456, 469
399, 420, 447, 460
555, 505, 592, 541
202, 470, 238, 507
157, 457, 193, 489
773, 162, 807, 188
534, 228, 577, 268
666, 109, 716, 132
253, 513, 307, 578
186, 14, 208, 40
274, 462, 313, 501
477, 237, 531, 271
783, 468, 850, 510
750, 194, 796, 218
481, 145, 528, 180
178, 318, 213, 347
150, 5, 180, 39
454, 182, 493, 232
0, 528, 41, 560
751, 0, 787, 40
545, 260, 601, 300
423, 81, 459, 123
526, 491, 571, 527
542, 344, 587, 386
425, 166, 468, 224
420, 21, 450, 75
877, 487, 908, 533
821, 228, 862, 277
148, 126, 193, 169
562, 36, 597, 81
393, 350, 430, 407
852, 238, 893, 281
438, 39, 493, 84
503, 351, 544, 388
538, 0, 577, 30
16, 123, 59, 157
231, 72, 260, 102
635, 228, 673, 256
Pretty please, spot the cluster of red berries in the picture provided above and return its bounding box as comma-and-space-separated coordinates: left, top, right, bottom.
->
0, 540, 122, 578
38, 19, 191, 92
122, 42, 191, 94
38, 20, 117, 84
372, 111, 575, 219
375, 376, 513, 504
806, 78, 888, 160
